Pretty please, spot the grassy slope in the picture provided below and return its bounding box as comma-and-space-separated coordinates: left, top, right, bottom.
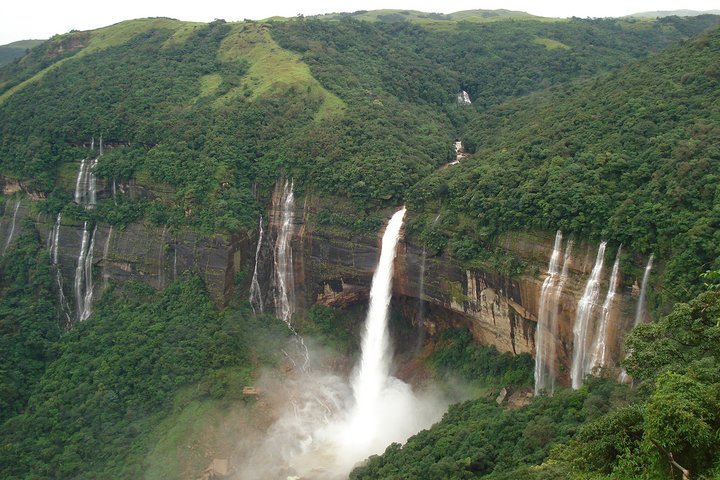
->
217, 23, 345, 119
308, 8, 538, 23
0, 40, 45, 67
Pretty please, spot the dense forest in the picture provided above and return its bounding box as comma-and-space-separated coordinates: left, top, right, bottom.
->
0, 10, 719, 480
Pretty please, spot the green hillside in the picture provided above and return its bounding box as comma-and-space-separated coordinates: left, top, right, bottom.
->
0, 39, 44, 67
408, 25, 720, 301
309, 8, 537, 24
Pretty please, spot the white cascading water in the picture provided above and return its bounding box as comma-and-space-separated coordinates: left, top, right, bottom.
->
345, 207, 407, 442
249, 215, 265, 314
619, 254, 654, 384
50, 213, 62, 264
274, 180, 296, 325
102, 225, 113, 290
81, 226, 96, 321
49, 213, 72, 325
589, 248, 622, 372
634, 254, 653, 327
457, 90, 472, 105
534, 231, 563, 395
3, 200, 21, 255
73, 223, 95, 322
74, 158, 87, 204
74, 137, 101, 207
74, 223, 89, 321
571, 241, 607, 389
239, 207, 446, 479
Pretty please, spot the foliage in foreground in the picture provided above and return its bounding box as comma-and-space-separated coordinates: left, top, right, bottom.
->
0, 276, 288, 479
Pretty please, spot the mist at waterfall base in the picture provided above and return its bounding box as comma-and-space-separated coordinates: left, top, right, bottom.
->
238, 208, 449, 479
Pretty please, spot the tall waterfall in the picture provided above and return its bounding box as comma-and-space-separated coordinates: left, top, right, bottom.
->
249, 215, 265, 314
589, 248, 622, 372
634, 254, 653, 326
571, 241, 607, 389
352, 207, 406, 416
534, 231, 564, 395
239, 207, 447, 479
74, 223, 96, 322
3, 200, 21, 254
274, 180, 296, 325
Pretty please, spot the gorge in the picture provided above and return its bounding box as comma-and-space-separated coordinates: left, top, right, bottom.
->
1, 11, 719, 480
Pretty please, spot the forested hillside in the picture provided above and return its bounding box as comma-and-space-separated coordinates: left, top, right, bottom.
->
1, 11, 719, 480
408, 25, 720, 301
0, 40, 45, 67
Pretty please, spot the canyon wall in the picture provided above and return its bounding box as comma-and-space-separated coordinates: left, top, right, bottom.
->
1, 189, 645, 386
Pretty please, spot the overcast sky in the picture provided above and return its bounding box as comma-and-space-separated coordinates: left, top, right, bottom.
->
2, 0, 719, 44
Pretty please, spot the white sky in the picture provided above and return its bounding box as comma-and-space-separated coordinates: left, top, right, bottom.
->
2, 0, 719, 45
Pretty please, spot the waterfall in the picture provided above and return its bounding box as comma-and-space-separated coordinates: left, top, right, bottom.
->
102, 225, 113, 290
50, 213, 62, 264
571, 241, 607, 389
634, 254, 653, 327
534, 231, 563, 395
619, 254, 654, 384
249, 215, 265, 314
3, 200, 21, 254
88, 157, 99, 206
239, 207, 448, 479
74, 139, 101, 207
49, 213, 72, 325
346, 207, 406, 448
457, 90, 472, 105
73, 223, 95, 322
274, 180, 295, 325
589, 248, 622, 372
74, 158, 88, 204
81, 226, 96, 321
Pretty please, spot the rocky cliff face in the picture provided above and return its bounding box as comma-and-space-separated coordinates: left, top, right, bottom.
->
276, 196, 646, 387
2, 189, 645, 387
1, 199, 250, 315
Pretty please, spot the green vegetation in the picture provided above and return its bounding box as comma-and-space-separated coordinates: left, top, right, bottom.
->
429, 329, 534, 387
0, 276, 290, 479
0, 40, 45, 67
0, 15, 715, 236
0, 223, 61, 424
351, 279, 720, 479
409, 24, 720, 301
